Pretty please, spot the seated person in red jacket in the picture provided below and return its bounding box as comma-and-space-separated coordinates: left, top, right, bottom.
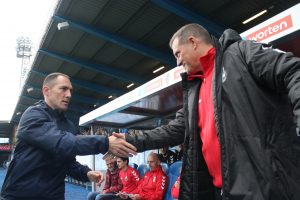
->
87, 157, 122, 200
171, 176, 180, 199
116, 157, 141, 198
119, 153, 168, 200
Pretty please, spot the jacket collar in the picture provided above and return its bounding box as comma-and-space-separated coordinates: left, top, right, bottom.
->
36, 100, 66, 119
187, 47, 215, 81
150, 165, 162, 173
218, 29, 242, 51
199, 47, 215, 77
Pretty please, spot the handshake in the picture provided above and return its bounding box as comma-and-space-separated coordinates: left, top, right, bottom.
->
107, 133, 137, 158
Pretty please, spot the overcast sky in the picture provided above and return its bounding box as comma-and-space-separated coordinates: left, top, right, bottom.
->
0, 0, 58, 121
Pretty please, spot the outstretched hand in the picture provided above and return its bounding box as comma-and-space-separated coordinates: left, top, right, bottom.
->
108, 133, 137, 157
87, 170, 104, 184
131, 194, 140, 200
116, 192, 129, 199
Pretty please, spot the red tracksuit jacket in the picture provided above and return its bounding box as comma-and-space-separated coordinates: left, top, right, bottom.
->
119, 166, 141, 194
137, 165, 168, 200
102, 168, 122, 193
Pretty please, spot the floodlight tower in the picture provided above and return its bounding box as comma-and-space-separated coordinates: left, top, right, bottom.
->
16, 37, 32, 91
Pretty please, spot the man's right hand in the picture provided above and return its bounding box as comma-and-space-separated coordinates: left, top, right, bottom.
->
174, 180, 180, 189
108, 133, 137, 157
116, 192, 130, 199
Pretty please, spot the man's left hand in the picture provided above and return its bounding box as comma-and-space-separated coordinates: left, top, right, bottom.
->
87, 170, 104, 183
131, 194, 140, 200
108, 133, 137, 157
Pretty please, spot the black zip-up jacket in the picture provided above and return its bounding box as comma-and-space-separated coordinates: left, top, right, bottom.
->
1, 100, 109, 200
126, 29, 300, 200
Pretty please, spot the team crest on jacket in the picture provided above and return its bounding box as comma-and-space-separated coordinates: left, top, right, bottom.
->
153, 176, 156, 182
261, 44, 286, 53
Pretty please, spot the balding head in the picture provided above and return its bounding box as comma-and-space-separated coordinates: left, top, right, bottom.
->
42, 72, 72, 111
169, 23, 212, 48
147, 153, 160, 171
43, 72, 70, 89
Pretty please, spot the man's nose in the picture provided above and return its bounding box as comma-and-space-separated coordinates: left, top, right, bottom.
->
66, 90, 72, 99
176, 57, 182, 66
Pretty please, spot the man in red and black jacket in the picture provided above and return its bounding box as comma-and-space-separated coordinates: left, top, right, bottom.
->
102, 158, 122, 194
120, 23, 300, 200
87, 157, 122, 200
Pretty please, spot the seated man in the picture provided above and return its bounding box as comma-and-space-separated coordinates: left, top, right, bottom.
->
158, 147, 177, 165
87, 157, 122, 200
120, 153, 168, 200
116, 157, 141, 199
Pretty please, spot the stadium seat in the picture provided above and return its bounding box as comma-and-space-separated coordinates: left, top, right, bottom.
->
164, 161, 182, 200
137, 163, 150, 177
160, 162, 169, 174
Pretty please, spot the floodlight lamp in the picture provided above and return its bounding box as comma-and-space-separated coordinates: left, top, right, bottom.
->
57, 21, 69, 30
242, 10, 267, 24
108, 95, 117, 99
127, 83, 134, 88
153, 66, 165, 73
27, 87, 34, 93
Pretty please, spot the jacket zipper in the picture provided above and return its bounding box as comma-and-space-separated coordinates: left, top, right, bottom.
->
211, 37, 227, 199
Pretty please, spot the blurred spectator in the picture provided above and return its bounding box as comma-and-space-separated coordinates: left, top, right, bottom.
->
175, 144, 183, 161
158, 147, 177, 165
81, 127, 90, 135
98, 128, 107, 136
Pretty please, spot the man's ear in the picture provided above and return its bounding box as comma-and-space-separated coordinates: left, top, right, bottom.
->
188, 36, 198, 50
42, 86, 49, 97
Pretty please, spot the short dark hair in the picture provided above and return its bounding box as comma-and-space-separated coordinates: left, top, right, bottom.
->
43, 72, 69, 88
119, 157, 129, 165
169, 23, 212, 48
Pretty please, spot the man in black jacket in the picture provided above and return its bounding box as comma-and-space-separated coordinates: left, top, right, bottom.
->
115, 23, 300, 200
1, 72, 136, 200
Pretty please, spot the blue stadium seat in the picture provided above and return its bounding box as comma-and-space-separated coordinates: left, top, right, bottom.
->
129, 162, 138, 169
160, 162, 169, 174
164, 161, 182, 200
137, 163, 150, 177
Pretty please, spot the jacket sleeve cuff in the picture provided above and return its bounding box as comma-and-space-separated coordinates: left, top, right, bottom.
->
125, 134, 134, 144
101, 136, 109, 153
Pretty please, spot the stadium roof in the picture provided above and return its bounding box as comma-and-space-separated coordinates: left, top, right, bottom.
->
10, 0, 300, 126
